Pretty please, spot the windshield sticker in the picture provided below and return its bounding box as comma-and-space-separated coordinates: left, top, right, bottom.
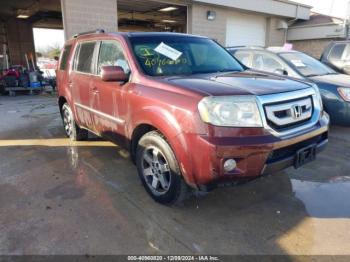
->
136, 46, 156, 58
291, 59, 306, 68
154, 42, 182, 61
143, 57, 188, 68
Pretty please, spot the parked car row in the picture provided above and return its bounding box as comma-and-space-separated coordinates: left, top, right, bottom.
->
57, 31, 329, 205
228, 45, 350, 126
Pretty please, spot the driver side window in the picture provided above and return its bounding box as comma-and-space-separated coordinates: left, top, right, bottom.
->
97, 41, 130, 75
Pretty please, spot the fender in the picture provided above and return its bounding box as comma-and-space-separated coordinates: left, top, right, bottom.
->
130, 106, 197, 187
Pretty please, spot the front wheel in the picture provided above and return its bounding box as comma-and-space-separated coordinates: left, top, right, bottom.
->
136, 131, 190, 205
61, 103, 88, 141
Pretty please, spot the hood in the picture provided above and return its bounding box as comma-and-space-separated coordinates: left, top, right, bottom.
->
309, 73, 350, 88
162, 71, 311, 96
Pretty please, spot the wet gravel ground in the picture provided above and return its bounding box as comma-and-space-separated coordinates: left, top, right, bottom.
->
0, 94, 350, 255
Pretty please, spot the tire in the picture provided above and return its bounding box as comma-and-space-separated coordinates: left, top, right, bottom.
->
0, 85, 6, 95
136, 131, 190, 205
61, 103, 88, 141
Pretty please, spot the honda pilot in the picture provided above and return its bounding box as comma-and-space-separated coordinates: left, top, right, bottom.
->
57, 30, 329, 205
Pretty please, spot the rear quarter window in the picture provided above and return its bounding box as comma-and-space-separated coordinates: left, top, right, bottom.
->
59, 45, 72, 70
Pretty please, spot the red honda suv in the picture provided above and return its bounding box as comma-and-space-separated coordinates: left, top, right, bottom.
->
57, 30, 329, 205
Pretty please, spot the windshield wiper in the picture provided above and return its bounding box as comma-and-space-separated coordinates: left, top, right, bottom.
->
306, 72, 337, 77
323, 72, 337, 75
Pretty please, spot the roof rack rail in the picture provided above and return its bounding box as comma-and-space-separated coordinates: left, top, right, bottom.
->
73, 29, 105, 38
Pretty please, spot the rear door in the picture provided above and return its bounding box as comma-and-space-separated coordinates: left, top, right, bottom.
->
90, 40, 131, 137
69, 41, 98, 131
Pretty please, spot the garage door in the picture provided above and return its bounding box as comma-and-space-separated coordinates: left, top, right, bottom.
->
226, 13, 266, 47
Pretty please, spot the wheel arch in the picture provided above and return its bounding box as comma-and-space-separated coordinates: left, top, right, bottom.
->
130, 123, 157, 162
130, 118, 196, 188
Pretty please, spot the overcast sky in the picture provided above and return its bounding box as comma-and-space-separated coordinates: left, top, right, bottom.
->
292, 0, 349, 18
33, 28, 65, 52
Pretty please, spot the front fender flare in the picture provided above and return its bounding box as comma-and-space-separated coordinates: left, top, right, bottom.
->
130, 106, 196, 187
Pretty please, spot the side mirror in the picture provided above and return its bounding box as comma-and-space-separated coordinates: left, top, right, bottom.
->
274, 68, 288, 76
101, 66, 128, 82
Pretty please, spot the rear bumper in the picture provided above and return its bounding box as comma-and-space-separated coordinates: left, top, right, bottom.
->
186, 113, 329, 189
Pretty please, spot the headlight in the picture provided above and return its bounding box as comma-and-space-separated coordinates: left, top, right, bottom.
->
198, 96, 262, 127
311, 84, 323, 111
337, 87, 350, 102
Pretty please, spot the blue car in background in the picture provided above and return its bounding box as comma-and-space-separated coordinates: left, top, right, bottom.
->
228, 47, 350, 126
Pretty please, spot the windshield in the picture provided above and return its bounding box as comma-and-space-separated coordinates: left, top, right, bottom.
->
280, 52, 336, 77
129, 36, 244, 76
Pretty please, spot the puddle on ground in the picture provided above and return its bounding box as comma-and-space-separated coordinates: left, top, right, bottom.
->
291, 177, 350, 218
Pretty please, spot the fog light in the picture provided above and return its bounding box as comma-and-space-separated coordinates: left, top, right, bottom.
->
224, 159, 236, 172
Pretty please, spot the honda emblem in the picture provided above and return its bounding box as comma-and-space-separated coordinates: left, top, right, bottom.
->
292, 105, 302, 119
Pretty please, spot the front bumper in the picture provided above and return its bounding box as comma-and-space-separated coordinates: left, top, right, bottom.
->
261, 132, 327, 175
188, 113, 329, 189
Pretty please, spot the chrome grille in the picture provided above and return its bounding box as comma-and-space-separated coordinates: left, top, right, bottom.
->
256, 88, 322, 138
264, 97, 313, 129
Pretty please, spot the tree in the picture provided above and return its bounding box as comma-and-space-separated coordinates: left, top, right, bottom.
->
47, 46, 61, 59
37, 42, 62, 59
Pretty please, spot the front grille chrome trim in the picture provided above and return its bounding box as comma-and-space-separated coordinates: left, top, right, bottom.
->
256, 88, 321, 138
265, 97, 313, 126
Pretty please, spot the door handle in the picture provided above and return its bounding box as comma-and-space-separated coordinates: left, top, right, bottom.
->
92, 86, 99, 94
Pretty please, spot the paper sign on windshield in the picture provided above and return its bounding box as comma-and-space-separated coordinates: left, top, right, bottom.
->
291, 59, 306, 68
154, 42, 182, 61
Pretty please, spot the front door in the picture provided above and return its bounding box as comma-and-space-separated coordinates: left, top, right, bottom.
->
91, 40, 131, 138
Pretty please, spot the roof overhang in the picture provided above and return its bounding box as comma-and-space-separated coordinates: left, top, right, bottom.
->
193, 0, 311, 19
287, 23, 346, 41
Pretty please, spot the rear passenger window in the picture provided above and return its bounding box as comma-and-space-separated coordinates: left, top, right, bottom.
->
329, 44, 346, 61
97, 41, 130, 74
76, 42, 96, 74
59, 45, 72, 70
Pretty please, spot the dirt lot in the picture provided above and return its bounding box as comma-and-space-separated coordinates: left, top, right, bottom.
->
0, 94, 350, 255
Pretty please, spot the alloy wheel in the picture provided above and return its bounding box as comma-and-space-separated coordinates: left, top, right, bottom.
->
142, 146, 171, 195
63, 107, 73, 137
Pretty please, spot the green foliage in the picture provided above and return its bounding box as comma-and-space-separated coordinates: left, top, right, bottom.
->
47, 47, 61, 59
37, 42, 62, 59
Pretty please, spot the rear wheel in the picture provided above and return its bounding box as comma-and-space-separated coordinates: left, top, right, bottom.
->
136, 131, 190, 205
61, 103, 88, 141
